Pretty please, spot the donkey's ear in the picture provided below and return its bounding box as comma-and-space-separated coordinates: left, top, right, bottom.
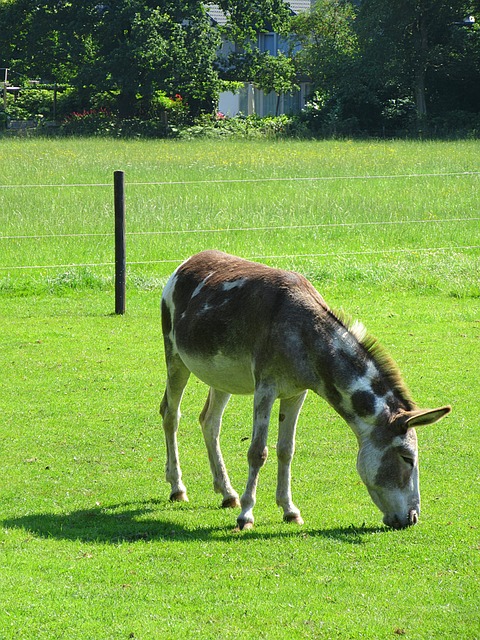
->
405, 405, 452, 428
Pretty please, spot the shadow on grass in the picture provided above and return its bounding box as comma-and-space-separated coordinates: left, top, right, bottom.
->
2, 500, 385, 544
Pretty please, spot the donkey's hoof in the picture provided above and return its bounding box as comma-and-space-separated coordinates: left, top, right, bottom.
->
284, 513, 304, 525
234, 518, 254, 532
222, 496, 241, 509
169, 491, 189, 502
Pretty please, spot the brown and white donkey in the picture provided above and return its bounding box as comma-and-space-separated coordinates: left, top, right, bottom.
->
160, 250, 451, 530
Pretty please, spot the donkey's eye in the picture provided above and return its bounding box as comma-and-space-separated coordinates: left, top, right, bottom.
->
400, 455, 415, 468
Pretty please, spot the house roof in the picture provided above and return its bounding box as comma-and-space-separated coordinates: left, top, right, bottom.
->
287, 0, 313, 14
207, 4, 228, 26
206, 1, 312, 26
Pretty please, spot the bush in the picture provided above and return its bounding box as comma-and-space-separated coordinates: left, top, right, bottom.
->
59, 92, 190, 137
61, 108, 117, 135
425, 110, 480, 138
60, 112, 180, 138
5, 88, 54, 121
58, 109, 311, 139
148, 91, 189, 128
179, 113, 309, 138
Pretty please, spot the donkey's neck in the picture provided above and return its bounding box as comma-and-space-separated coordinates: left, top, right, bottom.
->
312, 311, 414, 436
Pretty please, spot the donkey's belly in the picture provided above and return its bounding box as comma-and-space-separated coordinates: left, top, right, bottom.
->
179, 349, 255, 395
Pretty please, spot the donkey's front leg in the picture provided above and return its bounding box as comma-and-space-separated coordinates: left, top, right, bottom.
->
237, 383, 276, 530
276, 392, 307, 525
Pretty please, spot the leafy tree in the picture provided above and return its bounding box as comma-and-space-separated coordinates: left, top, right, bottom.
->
218, 0, 291, 47
1, 0, 478, 131
254, 52, 299, 115
356, 0, 480, 121
88, 1, 221, 117
0, 0, 97, 84
0, 0, 221, 119
215, 0, 297, 114
0, 0, 299, 120
290, 0, 361, 128
290, 0, 480, 132
292, 0, 358, 85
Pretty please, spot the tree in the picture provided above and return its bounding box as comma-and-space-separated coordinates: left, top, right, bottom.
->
356, 0, 480, 121
0, 0, 96, 84
292, 0, 358, 85
290, 0, 361, 128
0, 0, 222, 119
87, 1, 222, 117
0, 0, 299, 120
290, 0, 480, 132
254, 52, 299, 115
218, 0, 291, 47
215, 0, 296, 105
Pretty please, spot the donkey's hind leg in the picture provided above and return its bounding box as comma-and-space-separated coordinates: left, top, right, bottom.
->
199, 388, 240, 509
160, 353, 191, 502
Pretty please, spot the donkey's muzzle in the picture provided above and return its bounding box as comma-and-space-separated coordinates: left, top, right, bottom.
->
384, 509, 419, 529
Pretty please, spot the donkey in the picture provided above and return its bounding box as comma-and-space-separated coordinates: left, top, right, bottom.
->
160, 250, 451, 530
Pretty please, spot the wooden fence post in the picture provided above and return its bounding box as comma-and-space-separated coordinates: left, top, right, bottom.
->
114, 170, 126, 315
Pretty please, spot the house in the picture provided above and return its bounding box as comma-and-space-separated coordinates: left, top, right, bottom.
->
207, 1, 312, 117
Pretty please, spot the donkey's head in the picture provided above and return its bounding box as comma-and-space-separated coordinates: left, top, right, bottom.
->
355, 406, 451, 529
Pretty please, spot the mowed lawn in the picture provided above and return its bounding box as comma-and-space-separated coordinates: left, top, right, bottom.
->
0, 138, 479, 639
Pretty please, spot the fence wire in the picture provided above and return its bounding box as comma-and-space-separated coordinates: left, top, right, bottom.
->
1, 171, 479, 271
2, 246, 479, 271
1, 216, 479, 241
0, 169, 478, 189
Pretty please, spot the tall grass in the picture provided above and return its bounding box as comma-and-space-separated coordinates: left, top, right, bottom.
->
0, 138, 479, 297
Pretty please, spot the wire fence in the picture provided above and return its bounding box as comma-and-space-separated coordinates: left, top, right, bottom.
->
1, 170, 479, 272
1, 216, 479, 242
0, 169, 477, 189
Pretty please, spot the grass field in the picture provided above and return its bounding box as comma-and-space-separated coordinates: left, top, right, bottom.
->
0, 138, 479, 297
0, 138, 479, 639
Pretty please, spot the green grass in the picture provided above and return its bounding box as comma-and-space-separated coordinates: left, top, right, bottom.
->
0, 138, 479, 297
0, 139, 479, 639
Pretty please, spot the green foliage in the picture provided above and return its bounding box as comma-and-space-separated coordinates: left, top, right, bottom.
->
292, 0, 359, 84
0, 0, 223, 119
254, 52, 299, 115
291, 0, 363, 130
61, 108, 117, 136
218, 0, 291, 45
219, 80, 245, 94
4, 88, 54, 121
59, 93, 189, 136
0, 0, 97, 84
356, 0, 480, 121
90, 1, 222, 118
148, 91, 189, 127
291, 0, 480, 134
0, 0, 479, 135
179, 113, 303, 138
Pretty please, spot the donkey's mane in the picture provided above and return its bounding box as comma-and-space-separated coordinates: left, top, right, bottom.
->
331, 308, 416, 409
